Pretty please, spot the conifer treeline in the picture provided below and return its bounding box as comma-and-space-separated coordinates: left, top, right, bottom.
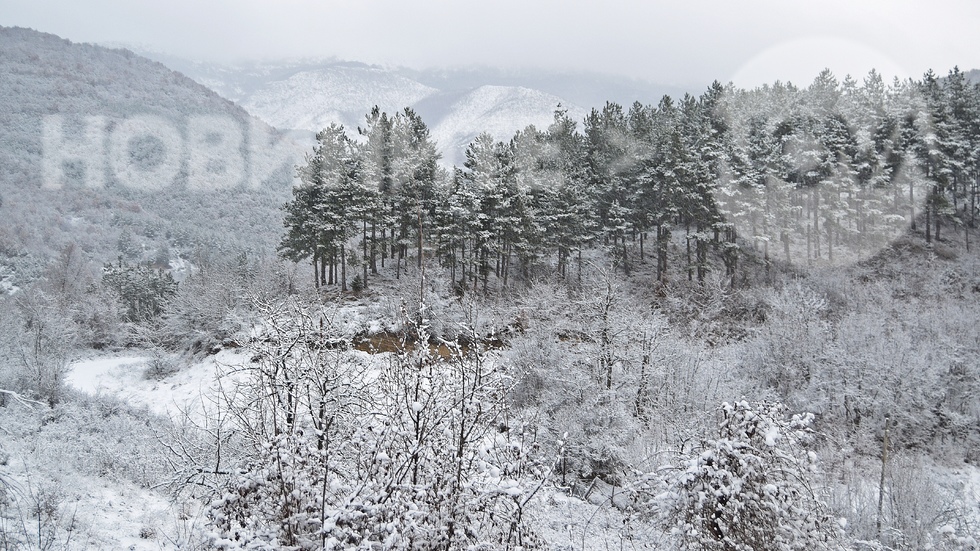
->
280, 68, 980, 290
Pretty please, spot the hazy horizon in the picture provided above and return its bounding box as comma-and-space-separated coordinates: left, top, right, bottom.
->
3, 0, 979, 91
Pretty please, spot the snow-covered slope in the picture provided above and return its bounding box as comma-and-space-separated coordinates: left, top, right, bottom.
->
430, 85, 587, 165
238, 72, 586, 165
144, 57, 607, 165
243, 65, 439, 134
0, 26, 303, 282
65, 351, 249, 418
130, 53, 700, 167
237, 76, 587, 166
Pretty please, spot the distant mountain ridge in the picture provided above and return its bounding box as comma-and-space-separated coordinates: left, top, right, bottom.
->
243, 65, 439, 138
139, 54, 687, 165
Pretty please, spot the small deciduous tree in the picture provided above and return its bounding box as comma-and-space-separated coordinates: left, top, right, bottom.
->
0, 290, 75, 406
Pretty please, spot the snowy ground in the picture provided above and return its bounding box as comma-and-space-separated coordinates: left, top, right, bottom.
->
0, 351, 254, 550
3, 348, 972, 549
66, 349, 252, 419
955, 465, 980, 535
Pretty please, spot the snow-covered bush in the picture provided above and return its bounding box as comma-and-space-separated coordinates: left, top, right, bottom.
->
102, 260, 178, 323
155, 259, 254, 353
642, 401, 845, 551
205, 297, 549, 549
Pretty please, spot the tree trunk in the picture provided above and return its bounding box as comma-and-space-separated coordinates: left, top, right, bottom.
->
370, 219, 378, 274
910, 177, 916, 232
341, 244, 347, 292
449, 243, 456, 288
966, 218, 970, 252
502, 242, 510, 288
380, 227, 386, 268
953, 174, 959, 213
362, 220, 369, 288
926, 195, 932, 243
635, 348, 650, 422
459, 240, 466, 288
481, 249, 489, 294
685, 225, 692, 282
697, 238, 707, 283
417, 217, 423, 269
656, 224, 663, 280
827, 219, 833, 263
806, 224, 812, 264
601, 289, 613, 390
971, 174, 977, 228
813, 188, 820, 258
622, 239, 629, 276
495, 241, 501, 278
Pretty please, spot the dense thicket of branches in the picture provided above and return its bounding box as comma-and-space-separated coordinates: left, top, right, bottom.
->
282, 68, 980, 291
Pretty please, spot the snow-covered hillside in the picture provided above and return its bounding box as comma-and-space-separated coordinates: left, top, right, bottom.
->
243, 65, 439, 135
238, 72, 586, 165
225, 69, 586, 165
0, 26, 304, 281
65, 351, 248, 418
429, 85, 587, 166
146, 57, 604, 165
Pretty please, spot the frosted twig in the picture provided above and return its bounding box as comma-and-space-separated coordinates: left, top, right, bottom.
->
0, 389, 44, 409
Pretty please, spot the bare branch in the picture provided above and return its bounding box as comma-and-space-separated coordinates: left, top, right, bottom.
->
0, 388, 44, 409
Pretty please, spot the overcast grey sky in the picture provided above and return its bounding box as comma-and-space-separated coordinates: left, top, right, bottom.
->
3, 0, 979, 89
